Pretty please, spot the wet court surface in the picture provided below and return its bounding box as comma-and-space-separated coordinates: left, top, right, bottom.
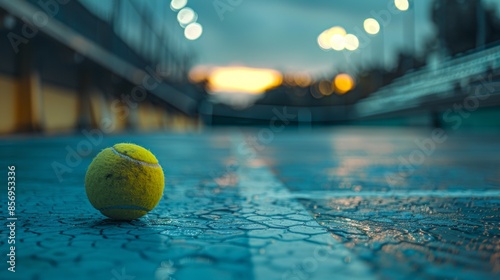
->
0, 127, 499, 280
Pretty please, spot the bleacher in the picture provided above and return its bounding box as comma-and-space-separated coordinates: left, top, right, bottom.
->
355, 43, 500, 118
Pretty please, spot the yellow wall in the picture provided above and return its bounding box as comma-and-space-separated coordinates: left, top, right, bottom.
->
0, 73, 199, 134
107, 97, 128, 132
41, 84, 79, 132
88, 89, 105, 129
0, 76, 16, 134
137, 103, 201, 132
87, 92, 126, 133
138, 102, 163, 131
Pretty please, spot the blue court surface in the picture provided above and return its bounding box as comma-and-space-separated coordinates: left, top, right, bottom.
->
0, 127, 499, 280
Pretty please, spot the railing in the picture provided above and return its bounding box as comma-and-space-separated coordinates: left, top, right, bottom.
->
0, 0, 201, 114
356, 43, 500, 117
78, 0, 190, 80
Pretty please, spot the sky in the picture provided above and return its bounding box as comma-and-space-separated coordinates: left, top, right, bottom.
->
82, 0, 500, 78
166, 0, 438, 76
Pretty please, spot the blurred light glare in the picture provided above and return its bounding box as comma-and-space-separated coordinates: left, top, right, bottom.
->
317, 26, 346, 50
293, 73, 312, 87
334, 73, 355, 94
395, 0, 409, 11
327, 26, 347, 37
364, 18, 380, 35
177, 8, 197, 26
318, 80, 333, 96
188, 65, 210, 83
284, 74, 296, 86
317, 34, 331, 50
208, 67, 282, 94
184, 22, 203, 40
344, 34, 359, 51
170, 0, 187, 11
330, 34, 345, 51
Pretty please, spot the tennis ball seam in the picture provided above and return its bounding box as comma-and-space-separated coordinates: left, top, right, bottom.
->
110, 147, 161, 168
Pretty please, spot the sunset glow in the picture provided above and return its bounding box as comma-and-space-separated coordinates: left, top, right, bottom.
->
206, 66, 283, 94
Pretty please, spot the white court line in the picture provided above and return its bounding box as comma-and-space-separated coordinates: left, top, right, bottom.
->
231, 135, 376, 280
271, 190, 500, 200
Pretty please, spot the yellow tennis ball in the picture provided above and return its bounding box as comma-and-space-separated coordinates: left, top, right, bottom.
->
85, 143, 164, 220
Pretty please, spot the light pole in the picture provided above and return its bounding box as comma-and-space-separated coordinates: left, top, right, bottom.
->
396, 0, 415, 68
407, 1, 415, 57
476, 0, 486, 50
363, 18, 382, 67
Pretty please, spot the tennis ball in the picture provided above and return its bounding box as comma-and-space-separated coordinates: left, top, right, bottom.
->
85, 143, 164, 220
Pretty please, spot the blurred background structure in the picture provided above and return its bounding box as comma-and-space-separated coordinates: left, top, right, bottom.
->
0, 0, 203, 134
1, 0, 500, 134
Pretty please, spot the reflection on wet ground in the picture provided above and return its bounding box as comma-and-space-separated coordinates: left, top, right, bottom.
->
0, 128, 498, 279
